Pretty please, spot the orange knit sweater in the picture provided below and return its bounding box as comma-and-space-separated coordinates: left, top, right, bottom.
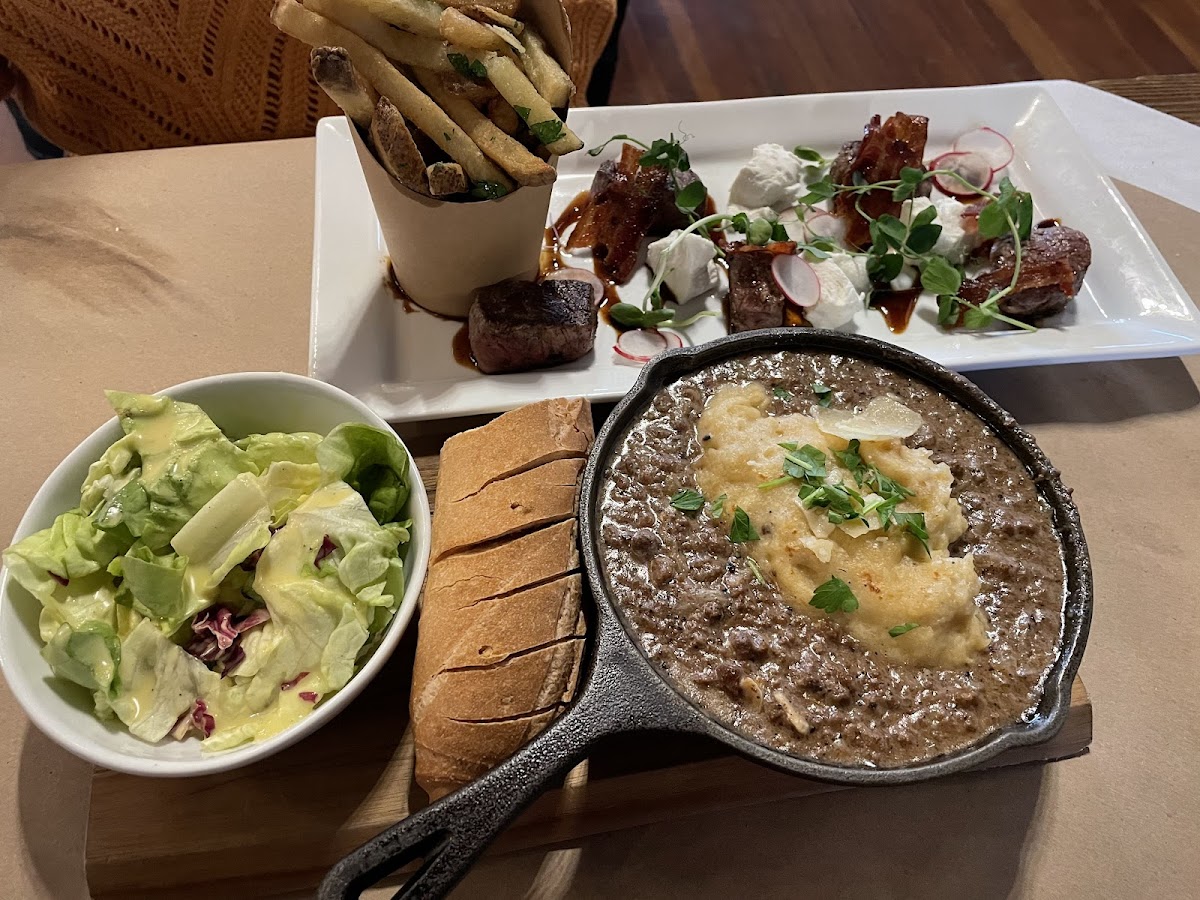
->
0, 0, 615, 155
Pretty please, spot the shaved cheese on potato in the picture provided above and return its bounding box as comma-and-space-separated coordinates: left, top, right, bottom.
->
814, 396, 924, 441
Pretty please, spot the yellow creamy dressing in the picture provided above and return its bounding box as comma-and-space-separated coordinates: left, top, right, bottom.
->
124, 398, 187, 482
194, 483, 365, 748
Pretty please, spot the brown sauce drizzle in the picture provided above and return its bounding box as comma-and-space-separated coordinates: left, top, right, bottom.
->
542, 191, 592, 274
870, 287, 922, 333
451, 323, 477, 371
384, 261, 466, 322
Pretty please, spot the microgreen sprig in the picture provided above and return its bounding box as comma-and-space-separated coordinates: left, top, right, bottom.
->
589, 132, 709, 218
800, 167, 1038, 332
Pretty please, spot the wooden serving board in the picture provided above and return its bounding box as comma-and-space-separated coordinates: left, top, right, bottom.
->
85, 454, 1094, 900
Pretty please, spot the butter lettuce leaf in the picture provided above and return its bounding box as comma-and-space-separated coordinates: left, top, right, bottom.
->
2, 512, 132, 603
316, 424, 410, 524
235, 432, 323, 470
42, 620, 121, 696
233, 484, 407, 730
89, 392, 256, 551
171, 472, 272, 595
110, 617, 219, 742
258, 461, 323, 525
117, 544, 208, 634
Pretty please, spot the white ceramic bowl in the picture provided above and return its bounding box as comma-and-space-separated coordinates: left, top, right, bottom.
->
0, 373, 431, 777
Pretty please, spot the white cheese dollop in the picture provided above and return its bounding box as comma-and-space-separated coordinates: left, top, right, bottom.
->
728, 143, 808, 211
901, 197, 977, 264
646, 230, 720, 303
826, 252, 871, 295
807, 256, 866, 329
890, 264, 919, 292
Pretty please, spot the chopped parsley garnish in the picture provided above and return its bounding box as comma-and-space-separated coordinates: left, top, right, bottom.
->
469, 181, 509, 201
812, 382, 833, 407
889, 622, 920, 637
670, 488, 705, 512
810, 577, 859, 614
772, 386, 794, 401
529, 119, 564, 146
891, 510, 931, 556
513, 105, 531, 121
782, 442, 827, 480
729, 507, 758, 542
447, 52, 487, 79
709, 493, 727, 518
763, 437, 926, 546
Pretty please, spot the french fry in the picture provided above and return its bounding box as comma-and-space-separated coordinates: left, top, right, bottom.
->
342, 0, 444, 37
486, 95, 520, 135
271, 0, 513, 188
308, 0, 453, 72
438, 7, 508, 51
370, 97, 429, 194
481, 52, 582, 155
461, 5, 522, 33
520, 25, 574, 108
435, 0, 520, 16
427, 161, 468, 196
310, 47, 378, 129
415, 67, 556, 186
436, 70, 499, 106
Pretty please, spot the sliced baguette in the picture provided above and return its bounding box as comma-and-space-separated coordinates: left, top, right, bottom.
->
429, 456, 585, 562
435, 398, 593, 506
411, 573, 585, 719
423, 518, 578, 611
413, 398, 593, 798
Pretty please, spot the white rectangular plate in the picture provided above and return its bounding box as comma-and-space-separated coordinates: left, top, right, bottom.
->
311, 83, 1200, 423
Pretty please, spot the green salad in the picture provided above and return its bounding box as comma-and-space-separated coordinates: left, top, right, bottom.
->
2, 392, 413, 751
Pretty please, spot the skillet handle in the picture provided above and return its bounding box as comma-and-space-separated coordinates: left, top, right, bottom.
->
319, 612, 686, 900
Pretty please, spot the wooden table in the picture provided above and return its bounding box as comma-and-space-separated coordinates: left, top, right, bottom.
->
1, 75, 1199, 900
1088, 73, 1200, 125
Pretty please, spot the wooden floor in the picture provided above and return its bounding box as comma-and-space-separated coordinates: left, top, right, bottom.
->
608, 0, 1200, 105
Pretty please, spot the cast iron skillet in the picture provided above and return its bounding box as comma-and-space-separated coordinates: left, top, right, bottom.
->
320, 329, 1093, 899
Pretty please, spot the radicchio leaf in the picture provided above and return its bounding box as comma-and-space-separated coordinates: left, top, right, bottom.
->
280, 671, 309, 691
169, 699, 216, 740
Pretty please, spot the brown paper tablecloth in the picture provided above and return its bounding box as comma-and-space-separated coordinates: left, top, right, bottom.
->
2, 135, 1199, 900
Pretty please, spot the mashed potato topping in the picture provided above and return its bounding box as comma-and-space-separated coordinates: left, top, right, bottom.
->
695, 383, 988, 667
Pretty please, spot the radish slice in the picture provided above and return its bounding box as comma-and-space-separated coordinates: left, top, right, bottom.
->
803, 209, 846, 242
660, 330, 684, 349
929, 151, 993, 198
772, 254, 821, 309
542, 266, 605, 308
614, 328, 668, 363
953, 127, 1014, 172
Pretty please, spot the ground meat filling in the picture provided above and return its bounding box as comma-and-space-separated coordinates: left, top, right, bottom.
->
599, 351, 1065, 767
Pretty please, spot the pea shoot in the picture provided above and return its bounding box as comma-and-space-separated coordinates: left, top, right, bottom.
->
799, 167, 1039, 332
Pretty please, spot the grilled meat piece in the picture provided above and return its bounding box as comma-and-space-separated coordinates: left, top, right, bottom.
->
960, 224, 1091, 322
726, 241, 797, 333
830, 112, 930, 249
566, 143, 691, 283
468, 279, 598, 374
